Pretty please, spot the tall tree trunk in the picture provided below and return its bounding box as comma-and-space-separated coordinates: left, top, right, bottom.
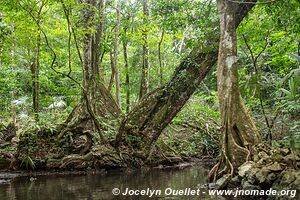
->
123, 31, 130, 113
139, 0, 150, 99
31, 31, 41, 122
108, 51, 115, 92
158, 30, 164, 86
94, 0, 106, 83
11, 25, 16, 125
116, 0, 257, 156
114, 0, 122, 109
208, 0, 261, 182
82, 0, 96, 94
22, 0, 45, 123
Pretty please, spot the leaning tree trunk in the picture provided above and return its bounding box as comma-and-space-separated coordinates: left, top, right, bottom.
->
115, 0, 258, 156
208, 0, 261, 182
116, 48, 218, 155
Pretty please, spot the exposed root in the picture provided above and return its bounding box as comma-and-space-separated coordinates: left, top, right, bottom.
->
80, 131, 93, 155
209, 122, 255, 182
155, 144, 172, 163
60, 152, 93, 168
144, 143, 183, 166
159, 140, 179, 156
208, 161, 220, 182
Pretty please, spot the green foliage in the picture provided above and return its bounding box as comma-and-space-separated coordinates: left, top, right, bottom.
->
0, 0, 218, 119
166, 94, 220, 157
19, 131, 37, 151
236, 1, 300, 145
98, 117, 119, 140
17, 129, 38, 169
280, 120, 300, 151
281, 76, 299, 100
20, 155, 36, 170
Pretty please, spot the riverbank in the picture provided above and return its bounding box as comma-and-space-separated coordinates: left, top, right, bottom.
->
214, 143, 300, 200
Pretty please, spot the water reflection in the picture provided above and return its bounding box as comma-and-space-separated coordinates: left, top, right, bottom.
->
0, 166, 225, 200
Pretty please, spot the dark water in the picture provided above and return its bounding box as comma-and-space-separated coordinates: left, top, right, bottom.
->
0, 166, 225, 200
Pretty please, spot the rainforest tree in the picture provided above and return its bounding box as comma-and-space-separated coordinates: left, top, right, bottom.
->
209, 0, 260, 182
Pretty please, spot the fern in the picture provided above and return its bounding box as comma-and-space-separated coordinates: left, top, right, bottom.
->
20, 155, 36, 170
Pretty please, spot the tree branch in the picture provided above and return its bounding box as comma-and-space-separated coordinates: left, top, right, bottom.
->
228, 0, 276, 4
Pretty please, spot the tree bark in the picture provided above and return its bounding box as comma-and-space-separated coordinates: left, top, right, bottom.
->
158, 30, 164, 86
114, 0, 122, 109
108, 51, 115, 92
11, 25, 17, 125
94, 0, 106, 83
208, 0, 261, 182
139, 0, 150, 99
116, 0, 257, 155
31, 30, 41, 122
123, 30, 130, 113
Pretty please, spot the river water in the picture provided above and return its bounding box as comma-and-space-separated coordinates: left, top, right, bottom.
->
0, 165, 225, 200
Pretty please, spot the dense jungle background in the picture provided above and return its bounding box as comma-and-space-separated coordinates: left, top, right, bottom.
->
0, 0, 299, 199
